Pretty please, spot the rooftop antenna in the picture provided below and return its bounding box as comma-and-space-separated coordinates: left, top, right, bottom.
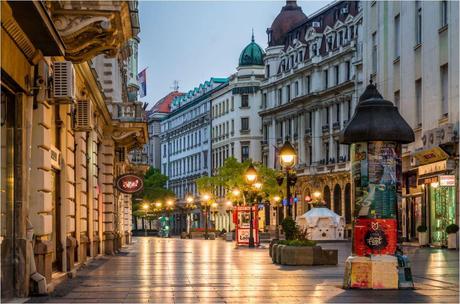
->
171, 80, 179, 92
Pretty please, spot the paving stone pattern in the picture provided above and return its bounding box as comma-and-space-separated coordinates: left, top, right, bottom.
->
28, 237, 459, 303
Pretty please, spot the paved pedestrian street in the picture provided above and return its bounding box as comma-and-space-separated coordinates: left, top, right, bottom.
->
28, 237, 459, 303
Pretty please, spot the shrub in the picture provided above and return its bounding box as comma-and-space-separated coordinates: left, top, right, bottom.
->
417, 225, 428, 233
278, 239, 317, 247
446, 224, 459, 234
281, 217, 297, 240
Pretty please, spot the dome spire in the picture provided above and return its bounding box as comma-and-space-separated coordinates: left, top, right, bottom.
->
251, 28, 254, 42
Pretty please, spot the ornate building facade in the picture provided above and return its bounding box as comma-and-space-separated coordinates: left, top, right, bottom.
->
259, 0, 363, 232
1, 1, 145, 299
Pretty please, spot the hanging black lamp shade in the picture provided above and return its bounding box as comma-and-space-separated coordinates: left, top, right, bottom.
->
339, 82, 415, 144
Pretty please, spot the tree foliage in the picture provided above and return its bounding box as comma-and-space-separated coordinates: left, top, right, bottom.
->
196, 157, 284, 206
132, 167, 175, 217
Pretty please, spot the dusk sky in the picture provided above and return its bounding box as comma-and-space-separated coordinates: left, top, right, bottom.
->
138, 0, 330, 107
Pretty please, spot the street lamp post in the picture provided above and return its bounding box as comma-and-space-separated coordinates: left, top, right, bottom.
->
142, 203, 149, 236
185, 195, 194, 236
244, 164, 258, 248
225, 200, 233, 233
273, 195, 281, 239
202, 194, 210, 240
279, 140, 297, 218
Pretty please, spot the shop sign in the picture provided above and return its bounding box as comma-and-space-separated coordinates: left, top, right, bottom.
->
418, 160, 446, 176
115, 173, 144, 194
414, 147, 448, 165
439, 175, 456, 187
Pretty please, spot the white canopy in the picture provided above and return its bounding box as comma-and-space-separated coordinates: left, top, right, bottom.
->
296, 207, 343, 227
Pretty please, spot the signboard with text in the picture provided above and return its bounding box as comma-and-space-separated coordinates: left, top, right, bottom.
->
115, 173, 144, 194
234, 206, 259, 246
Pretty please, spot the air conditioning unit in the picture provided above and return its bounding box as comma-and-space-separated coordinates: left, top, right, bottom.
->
422, 130, 435, 147
312, 21, 321, 28
74, 99, 92, 132
50, 145, 61, 170
53, 61, 75, 103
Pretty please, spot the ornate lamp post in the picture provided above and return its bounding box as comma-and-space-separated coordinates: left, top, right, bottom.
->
278, 140, 298, 218
244, 164, 258, 248
142, 203, 149, 236
225, 200, 233, 232
273, 195, 281, 239
185, 195, 195, 235
339, 81, 414, 289
202, 193, 211, 239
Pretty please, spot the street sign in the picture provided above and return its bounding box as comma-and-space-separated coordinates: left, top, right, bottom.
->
115, 173, 144, 194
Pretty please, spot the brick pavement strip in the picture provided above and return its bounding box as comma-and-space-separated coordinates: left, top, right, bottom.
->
28, 237, 459, 303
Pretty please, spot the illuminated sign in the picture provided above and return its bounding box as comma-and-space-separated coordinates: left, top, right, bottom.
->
115, 173, 144, 194
439, 175, 456, 187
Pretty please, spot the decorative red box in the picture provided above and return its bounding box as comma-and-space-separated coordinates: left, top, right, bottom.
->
354, 219, 397, 256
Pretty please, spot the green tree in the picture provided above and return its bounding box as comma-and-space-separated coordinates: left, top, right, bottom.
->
132, 167, 175, 219
196, 157, 284, 205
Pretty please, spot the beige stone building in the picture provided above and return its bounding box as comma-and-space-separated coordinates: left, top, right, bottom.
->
1, 1, 146, 299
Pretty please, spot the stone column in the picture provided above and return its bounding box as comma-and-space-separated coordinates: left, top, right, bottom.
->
30, 97, 54, 279
298, 112, 306, 164
101, 138, 115, 255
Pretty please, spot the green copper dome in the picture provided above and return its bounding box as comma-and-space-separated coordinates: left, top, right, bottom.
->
238, 32, 265, 66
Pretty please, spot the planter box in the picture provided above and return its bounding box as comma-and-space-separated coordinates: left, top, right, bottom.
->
320, 249, 338, 265
275, 245, 285, 264
280, 245, 322, 266
190, 232, 204, 239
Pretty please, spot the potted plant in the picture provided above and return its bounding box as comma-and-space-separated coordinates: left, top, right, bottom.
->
446, 224, 459, 249
417, 225, 428, 247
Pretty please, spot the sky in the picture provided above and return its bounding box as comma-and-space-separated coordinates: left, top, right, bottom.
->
138, 0, 331, 108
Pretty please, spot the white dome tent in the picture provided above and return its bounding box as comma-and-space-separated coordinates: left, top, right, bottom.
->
296, 207, 345, 240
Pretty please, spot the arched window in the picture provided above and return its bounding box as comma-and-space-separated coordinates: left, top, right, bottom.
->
334, 184, 342, 215
323, 185, 331, 209
345, 183, 352, 224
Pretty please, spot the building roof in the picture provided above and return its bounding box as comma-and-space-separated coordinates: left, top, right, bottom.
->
150, 91, 184, 114
239, 32, 265, 66
268, 0, 307, 46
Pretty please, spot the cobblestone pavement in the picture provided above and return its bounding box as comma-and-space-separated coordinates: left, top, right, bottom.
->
29, 237, 459, 303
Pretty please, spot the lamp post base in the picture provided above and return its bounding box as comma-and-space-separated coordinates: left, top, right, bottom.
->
343, 255, 414, 290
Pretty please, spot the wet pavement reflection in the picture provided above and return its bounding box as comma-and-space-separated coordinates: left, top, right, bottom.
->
29, 237, 459, 303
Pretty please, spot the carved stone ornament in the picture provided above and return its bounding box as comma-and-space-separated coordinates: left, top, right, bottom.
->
48, 1, 134, 63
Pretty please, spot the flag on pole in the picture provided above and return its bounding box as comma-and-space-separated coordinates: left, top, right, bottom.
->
137, 68, 147, 98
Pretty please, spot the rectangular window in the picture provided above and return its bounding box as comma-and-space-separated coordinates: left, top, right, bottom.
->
241, 117, 249, 131
345, 61, 351, 81
203, 151, 208, 169
394, 90, 400, 109
416, 1, 422, 45
306, 75, 311, 94
286, 85, 291, 101
372, 32, 377, 73
415, 79, 422, 126
266, 64, 270, 78
441, 64, 448, 116
441, 1, 448, 27
336, 140, 340, 162
335, 65, 339, 85
295, 81, 299, 97
241, 95, 249, 107
241, 145, 250, 161
336, 104, 340, 123
231, 119, 234, 134
262, 93, 267, 108
394, 14, 400, 58
278, 88, 282, 105
324, 70, 329, 89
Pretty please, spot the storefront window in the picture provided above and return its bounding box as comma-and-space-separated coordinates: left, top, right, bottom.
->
430, 185, 456, 245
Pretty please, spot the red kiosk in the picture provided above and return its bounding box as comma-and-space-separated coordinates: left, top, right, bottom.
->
233, 206, 259, 246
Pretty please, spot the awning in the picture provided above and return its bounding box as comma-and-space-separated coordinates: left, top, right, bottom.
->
413, 146, 449, 165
